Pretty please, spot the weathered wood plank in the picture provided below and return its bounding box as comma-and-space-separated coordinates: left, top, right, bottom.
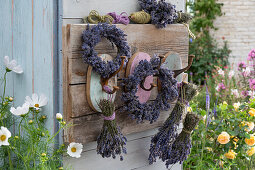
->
66, 24, 189, 85
64, 128, 182, 170
63, 24, 189, 144
67, 24, 188, 58
69, 108, 174, 144
63, 0, 185, 19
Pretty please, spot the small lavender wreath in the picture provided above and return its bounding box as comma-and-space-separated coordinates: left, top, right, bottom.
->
82, 23, 130, 78
121, 57, 178, 124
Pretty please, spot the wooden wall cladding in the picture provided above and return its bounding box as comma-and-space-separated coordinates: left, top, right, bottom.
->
62, 24, 189, 144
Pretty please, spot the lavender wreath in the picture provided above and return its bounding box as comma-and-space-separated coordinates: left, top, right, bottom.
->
121, 57, 179, 124
82, 23, 130, 78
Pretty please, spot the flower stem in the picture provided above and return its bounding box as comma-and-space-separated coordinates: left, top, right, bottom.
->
7, 148, 14, 170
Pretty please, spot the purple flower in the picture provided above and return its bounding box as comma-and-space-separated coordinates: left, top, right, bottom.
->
249, 79, 255, 90
238, 61, 246, 71
248, 49, 255, 61
241, 90, 249, 98
216, 83, 226, 92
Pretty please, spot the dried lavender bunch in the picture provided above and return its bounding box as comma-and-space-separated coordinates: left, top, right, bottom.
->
165, 113, 200, 166
138, 0, 178, 28
97, 99, 127, 161
148, 82, 198, 165
148, 101, 184, 164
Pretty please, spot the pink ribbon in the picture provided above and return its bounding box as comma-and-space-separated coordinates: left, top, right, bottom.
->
107, 12, 130, 25
103, 112, 116, 121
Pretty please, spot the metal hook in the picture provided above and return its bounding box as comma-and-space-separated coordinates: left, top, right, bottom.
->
140, 55, 166, 91
101, 56, 126, 94
173, 55, 194, 78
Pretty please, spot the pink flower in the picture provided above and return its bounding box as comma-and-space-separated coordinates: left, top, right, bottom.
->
241, 90, 249, 98
248, 49, 255, 61
249, 79, 255, 90
216, 83, 226, 92
242, 67, 252, 77
218, 69, 225, 76
238, 62, 246, 71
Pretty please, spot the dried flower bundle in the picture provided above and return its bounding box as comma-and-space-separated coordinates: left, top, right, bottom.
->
149, 82, 198, 166
97, 99, 127, 161
122, 57, 178, 123
165, 113, 200, 166
138, 0, 178, 28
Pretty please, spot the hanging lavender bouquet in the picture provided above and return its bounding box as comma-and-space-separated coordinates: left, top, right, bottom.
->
97, 99, 127, 161
148, 82, 198, 166
165, 113, 200, 166
138, 0, 178, 28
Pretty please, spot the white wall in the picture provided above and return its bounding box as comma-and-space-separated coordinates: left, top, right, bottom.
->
63, 1, 185, 170
211, 0, 255, 67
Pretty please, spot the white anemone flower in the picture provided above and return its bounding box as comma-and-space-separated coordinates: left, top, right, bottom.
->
218, 69, 224, 76
10, 102, 30, 116
0, 126, 11, 146
25, 93, 48, 110
67, 142, 83, 158
4, 56, 23, 74
56, 113, 63, 120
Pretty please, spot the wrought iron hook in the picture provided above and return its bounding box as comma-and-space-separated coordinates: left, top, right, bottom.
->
101, 56, 126, 94
140, 55, 166, 91
173, 55, 194, 78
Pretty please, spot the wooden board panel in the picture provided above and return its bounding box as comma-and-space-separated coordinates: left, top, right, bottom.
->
64, 128, 182, 170
63, 24, 189, 144
63, 0, 185, 18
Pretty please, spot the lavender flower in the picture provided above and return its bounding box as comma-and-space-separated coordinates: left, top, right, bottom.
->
148, 82, 198, 166
97, 99, 127, 161
122, 56, 178, 123
165, 113, 200, 166
82, 23, 130, 78
138, 0, 178, 28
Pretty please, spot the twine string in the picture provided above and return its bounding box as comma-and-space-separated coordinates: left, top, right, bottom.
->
183, 23, 196, 40
87, 10, 114, 24
130, 10, 151, 24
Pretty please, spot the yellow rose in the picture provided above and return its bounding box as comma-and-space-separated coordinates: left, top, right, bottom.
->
249, 108, 255, 117
187, 107, 192, 112
217, 132, 230, 144
247, 147, 255, 156
224, 150, 237, 159
245, 122, 255, 132
233, 102, 240, 111
245, 135, 255, 146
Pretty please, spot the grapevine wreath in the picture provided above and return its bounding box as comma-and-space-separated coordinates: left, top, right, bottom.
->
82, 23, 131, 78
122, 56, 179, 124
